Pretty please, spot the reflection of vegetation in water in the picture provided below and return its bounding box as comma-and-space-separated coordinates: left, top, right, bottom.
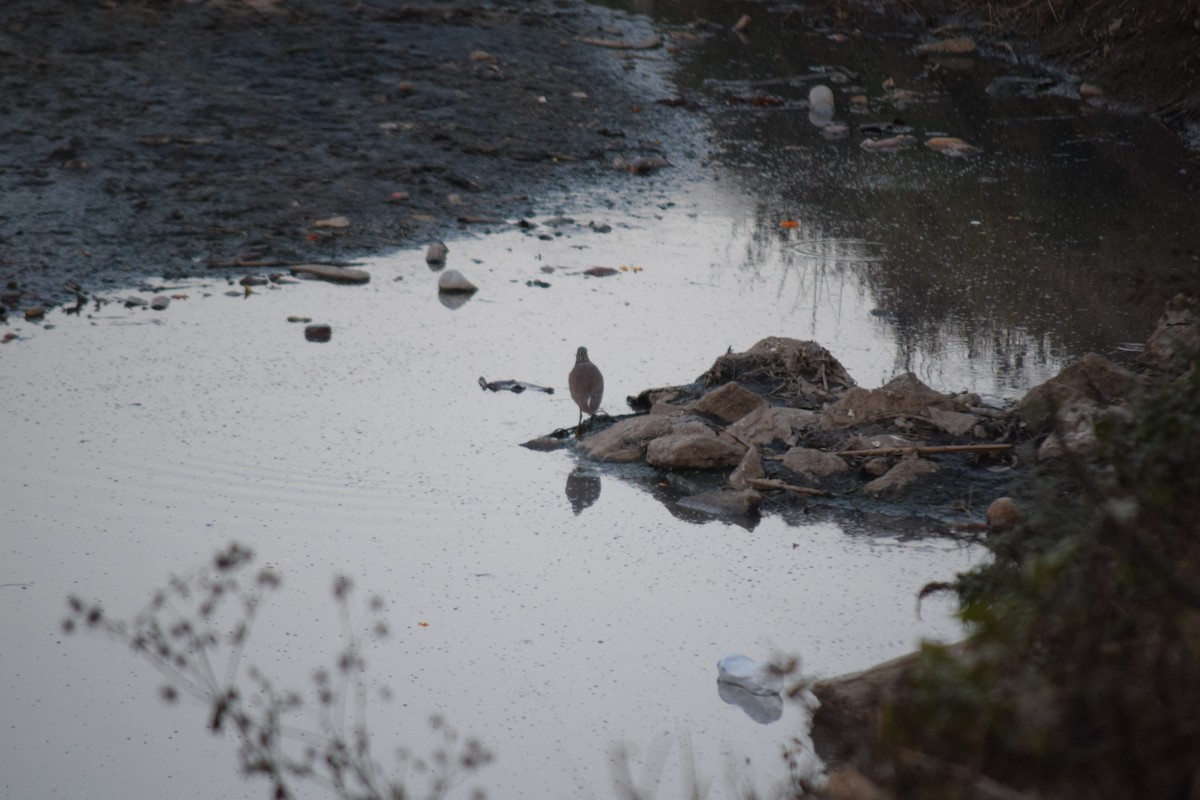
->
631, 0, 1198, 389
62, 544, 492, 800
874, 359, 1200, 797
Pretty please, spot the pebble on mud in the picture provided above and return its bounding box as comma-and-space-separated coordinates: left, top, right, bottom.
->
289, 264, 371, 284
915, 36, 976, 56
437, 269, 478, 294
304, 323, 332, 342
426, 242, 449, 264
150, 295, 170, 310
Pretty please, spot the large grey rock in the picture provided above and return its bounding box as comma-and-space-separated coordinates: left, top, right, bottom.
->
927, 407, 978, 436
781, 447, 850, 481
861, 455, 940, 496
728, 445, 766, 489
728, 405, 817, 446
693, 381, 767, 424
678, 488, 761, 517
820, 372, 964, 429
437, 268, 478, 294
1036, 400, 1132, 461
1018, 352, 1139, 432
575, 416, 694, 463
646, 429, 746, 470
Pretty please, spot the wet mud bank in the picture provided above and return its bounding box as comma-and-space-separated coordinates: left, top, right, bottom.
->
0, 0, 697, 308
3, 0, 1197, 318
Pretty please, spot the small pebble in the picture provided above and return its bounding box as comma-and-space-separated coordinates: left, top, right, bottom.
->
305, 324, 332, 342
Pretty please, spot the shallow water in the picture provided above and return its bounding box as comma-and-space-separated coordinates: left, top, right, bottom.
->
3, 4, 1198, 799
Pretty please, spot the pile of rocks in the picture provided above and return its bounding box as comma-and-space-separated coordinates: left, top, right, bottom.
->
569, 295, 1198, 522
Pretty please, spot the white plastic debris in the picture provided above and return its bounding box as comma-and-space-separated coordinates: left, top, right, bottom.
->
716, 653, 784, 696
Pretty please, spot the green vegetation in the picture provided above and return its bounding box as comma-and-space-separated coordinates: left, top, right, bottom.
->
869, 359, 1200, 798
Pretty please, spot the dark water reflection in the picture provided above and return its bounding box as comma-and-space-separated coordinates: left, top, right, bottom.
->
603, 0, 1199, 392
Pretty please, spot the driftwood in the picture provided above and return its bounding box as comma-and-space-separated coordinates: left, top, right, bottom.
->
577, 34, 662, 50
837, 443, 1013, 458
748, 478, 829, 497
478, 377, 555, 395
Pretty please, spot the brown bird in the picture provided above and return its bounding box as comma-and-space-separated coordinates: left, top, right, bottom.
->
568, 346, 604, 434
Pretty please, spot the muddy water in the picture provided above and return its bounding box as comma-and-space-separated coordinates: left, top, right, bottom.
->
4, 6, 1198, 800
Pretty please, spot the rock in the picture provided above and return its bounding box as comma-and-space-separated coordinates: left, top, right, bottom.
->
1080, 82, 1105, 98
125, 296, 149, 307
927, 407, 978, 436
437, 268, 478, 294
694, 381, 767, 424
313, 214, 350, 228
628, 385, 687, 412
861, 455, 939, 496
520, 436, 564, 452
812, 644, 967, 759
649, 395, 691, 417
149, 295, 170, 310
821, 372, 964, 429
924, 136, 981, 157
808, 84, 835, 117
240, 275, 269, 286
289, 264, 371, 284
678, 488, 760, 517
1140, 293, 1199, 370
646, 429, 746, 470
425, 241, 449, 264
304, 323, 332, 342
727, 405, 818, 446
287, 315, 313, 323
986, 496, 1022, 531
729, 445, 766, 489
24, 306, 45, 320
1036, 399, 1121, 461
915, 36, 976, 56
861, 457, 891, 478
859, 134, 917, 152
1018, 352, 1139, 432
576, 416, 694, 463
781, 448, 850, 481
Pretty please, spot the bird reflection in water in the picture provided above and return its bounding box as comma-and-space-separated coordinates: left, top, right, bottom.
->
565, 467, 601, 515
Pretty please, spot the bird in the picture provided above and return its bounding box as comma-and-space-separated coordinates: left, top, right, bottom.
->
568, 346, 604, 435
